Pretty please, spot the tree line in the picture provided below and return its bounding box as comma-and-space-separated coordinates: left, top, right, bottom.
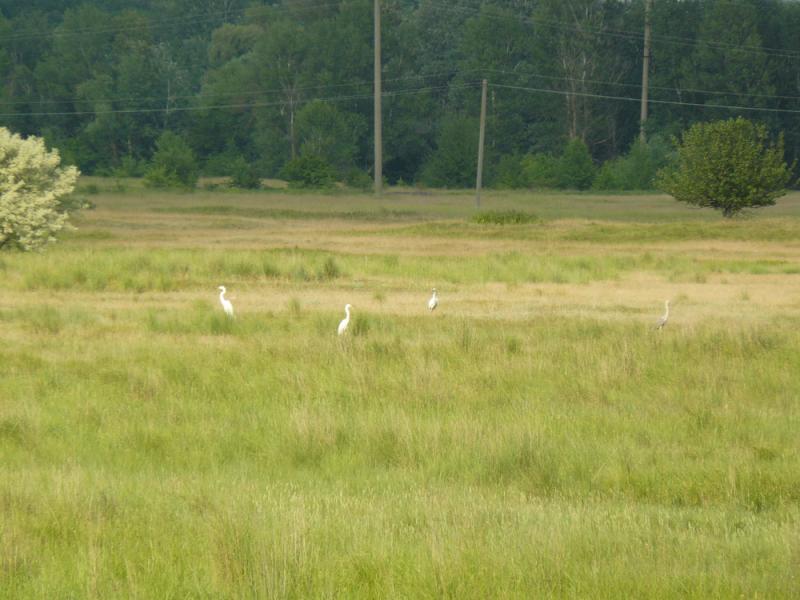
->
1, 0, 799, 189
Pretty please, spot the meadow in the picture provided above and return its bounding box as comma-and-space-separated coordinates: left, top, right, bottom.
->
2, 179, 799, 598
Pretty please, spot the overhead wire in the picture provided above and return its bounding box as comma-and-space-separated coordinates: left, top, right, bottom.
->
0, 2, 798, 118
425, 0, 800, 61
0, 82, 480, 118
0, 68, 472, 107
491, 82, 800, 115
483, 68, 800, 103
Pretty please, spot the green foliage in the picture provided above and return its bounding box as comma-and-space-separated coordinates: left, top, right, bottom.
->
279, 155, 337, 189
202, 150, 241, 177
556, 138, 597, 190
6, 0, 800, 191
296, 101, 365, 174
144, 132, 198, 190
343, 168, 372, 191
419, 115, 478, 188
520, 153, 560, 188
112, 155, 146, 178
657, 118, 794, 217
491, 154, 527, 189
593, 137, 674, 191
513, 142, 597, 190
229, 156, 262, 189
0, 128, 80, 251
471, 210, 539, 225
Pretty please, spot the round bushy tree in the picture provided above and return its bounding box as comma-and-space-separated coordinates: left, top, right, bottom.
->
657, 118, 793, 217
144, 131, 198, 189
0, 128, 80, 251
556, 138, 596, 190
229, 156, 262, 189
419, 115, 478, 188
279, 154, 336, 188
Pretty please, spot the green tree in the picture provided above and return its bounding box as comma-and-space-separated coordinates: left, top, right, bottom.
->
532, 0, 635, 150
556, 138, 596, 190
0, 128, 79, 251
593, 137, 673, 191
145, 131, 198, 189
419, 114, 479, 188
684, 0, 774, 116
229, 156, 261, 189
279, 154, 336, 188
296, 100, 365, 174
657, 118, 793, 218
520, 153, 559, 188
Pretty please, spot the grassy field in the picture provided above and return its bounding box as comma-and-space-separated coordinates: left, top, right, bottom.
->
2, 180, 800, 598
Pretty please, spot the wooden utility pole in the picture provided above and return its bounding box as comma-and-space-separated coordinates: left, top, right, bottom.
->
475, 79, 488, 208
639, 0, 652, 143
373, 0, 382, 195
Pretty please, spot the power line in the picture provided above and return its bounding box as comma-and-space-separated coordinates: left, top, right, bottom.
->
426, 0, 800, 61
491, 82, 800, 115
10, 0, 797, 61
484, 68, 800, 103
7, 67, 799, 117
0, 69, 470, 107
0, 82, 480, 118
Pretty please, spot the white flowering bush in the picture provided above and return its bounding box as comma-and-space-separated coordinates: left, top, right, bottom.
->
0, 128, 80, 251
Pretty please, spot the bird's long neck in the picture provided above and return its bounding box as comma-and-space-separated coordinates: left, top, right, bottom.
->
664, 302, 669, 317
344, 306, 350, 320
220, 290, 228, 303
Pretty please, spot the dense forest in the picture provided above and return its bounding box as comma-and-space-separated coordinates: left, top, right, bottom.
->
1, 0, 799, 188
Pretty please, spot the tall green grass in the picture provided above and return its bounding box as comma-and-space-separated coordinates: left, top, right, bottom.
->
3, 186, 800, 597
2, 303, 799, 597
3, 246, 799, 293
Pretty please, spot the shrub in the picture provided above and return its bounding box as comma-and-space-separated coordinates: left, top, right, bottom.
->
229, 156, 262, 189
203, 151, 239, 177
112, 155, 146, 178
520, 153, 559, 188
471, 210, 538, 225
555, 138, 596, 190
279, 155, 336, 188
419, 114, 478, 188
0, 128, 80, 251
593, 136, 673, 191
343, 168, 372, 191
491, 154, 526, 189
656, 117, 794, 217
144, 132, 198, 189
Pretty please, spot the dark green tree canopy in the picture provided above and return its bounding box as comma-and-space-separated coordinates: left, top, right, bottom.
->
2, 0, 800, 189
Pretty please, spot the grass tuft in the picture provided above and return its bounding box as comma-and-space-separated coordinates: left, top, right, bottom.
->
471, 209, 539, 225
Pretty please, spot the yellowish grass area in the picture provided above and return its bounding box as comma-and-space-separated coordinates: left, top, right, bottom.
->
53, 186, 800, 326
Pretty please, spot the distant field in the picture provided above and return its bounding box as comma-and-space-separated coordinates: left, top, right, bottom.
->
2, 181, 799, 597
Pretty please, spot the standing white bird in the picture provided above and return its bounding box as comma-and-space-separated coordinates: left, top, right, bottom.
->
428, 288, 439, 312
218, 285, 234, 317
337, 304, 352, 335
655, 300, 670, 330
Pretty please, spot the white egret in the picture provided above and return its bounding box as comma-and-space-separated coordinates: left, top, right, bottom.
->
655, 300, 669, 330
337, 304, 352, 335
218, 285, 234, 317
428, 288, 439, 312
